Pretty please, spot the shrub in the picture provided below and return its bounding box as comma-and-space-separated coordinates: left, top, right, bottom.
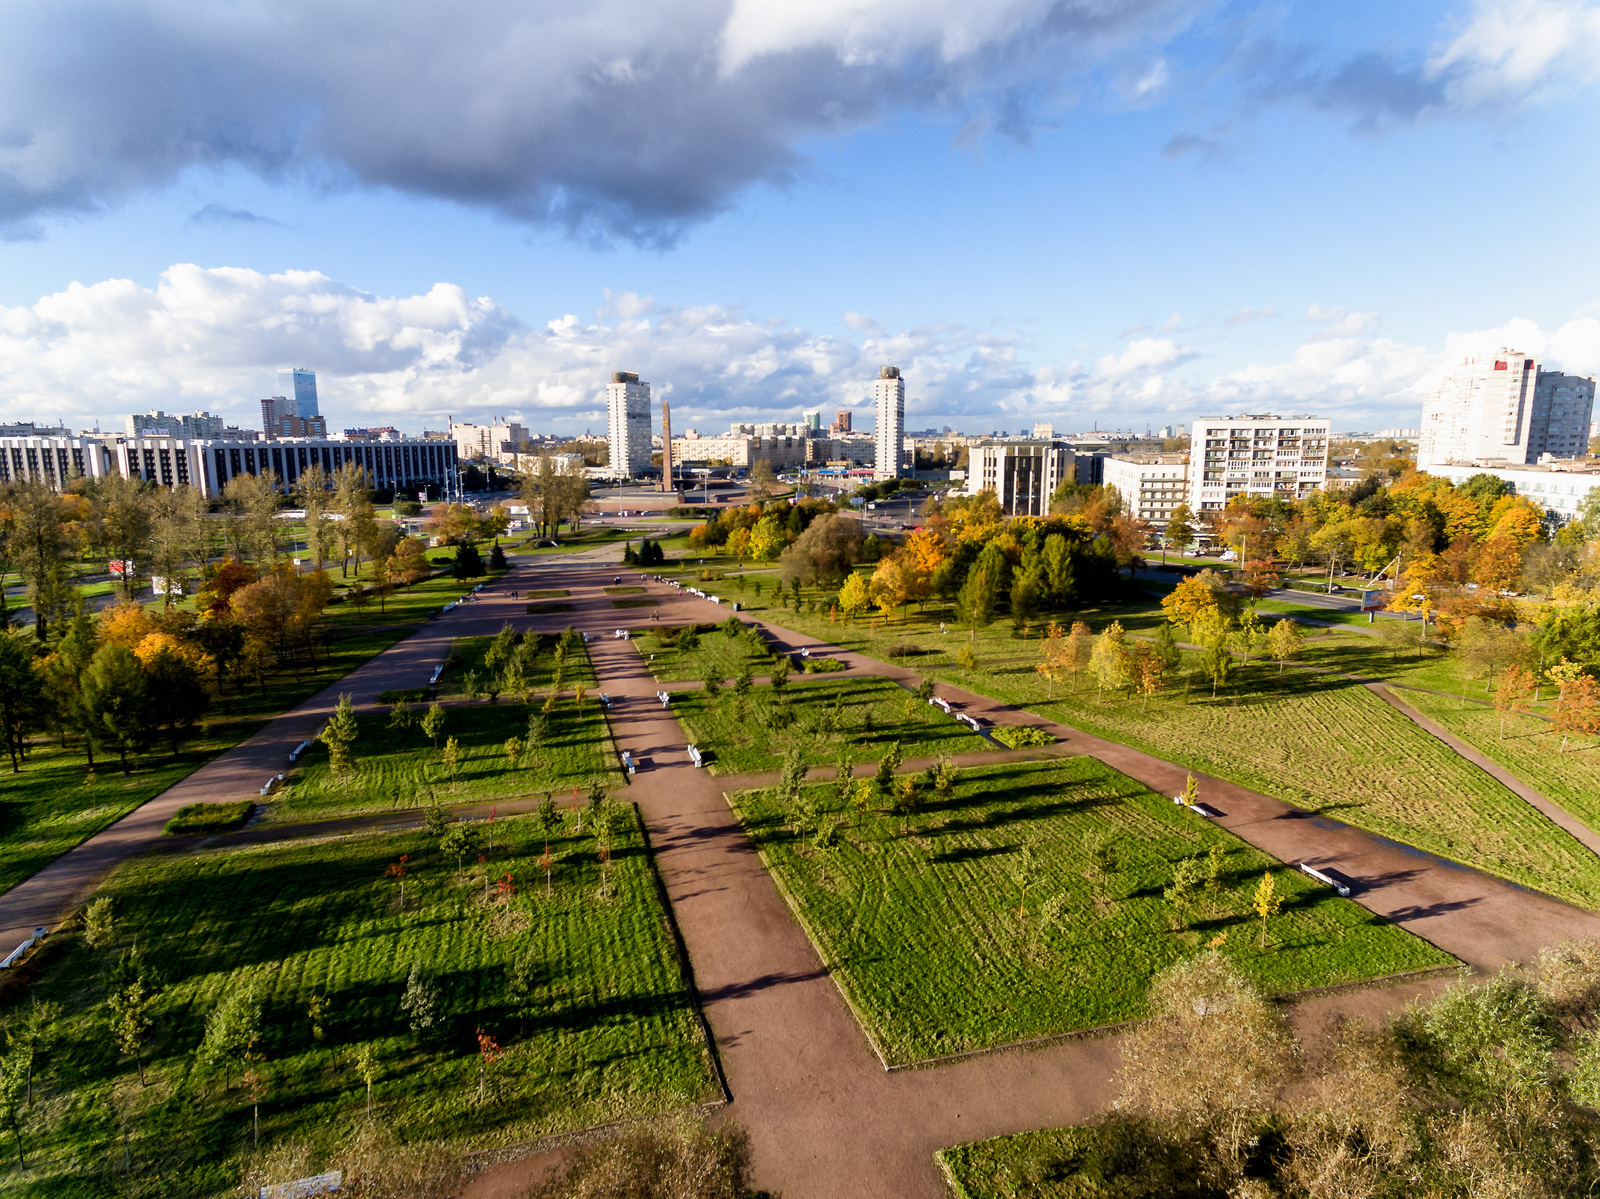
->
992, 725, 1054, 749
377, 688, 430, 704
529, 1114, 760, 1199
803, 656, 847, 673
163, 801, 256, 835
526, 603, 576, 614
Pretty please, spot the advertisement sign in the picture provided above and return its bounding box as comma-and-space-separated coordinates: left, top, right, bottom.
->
107, 559, 134, 577
1360, 590, 1385, 612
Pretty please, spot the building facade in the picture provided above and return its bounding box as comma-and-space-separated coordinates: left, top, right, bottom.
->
451, 420, 529, 461
1425, 460, 1600, 523
1189, 416, 1329, 512
833, 410, 853, 433
0, 434, 115, 488
874, 366, 905, 480
965, 440, 1075, 516
125, 410, 227, 439
1419, 349, 1596, 466
279, 367, 320, 417
605, 371, 653, 479
1103, 453, 1190, 525
118, 435, 458, 498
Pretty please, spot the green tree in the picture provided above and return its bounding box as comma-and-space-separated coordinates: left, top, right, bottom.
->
440, 735, 462, 786
1089, 620, 1130, 697
109, 976, 157, 1086
9, 479, 76, 642
320, 692, 359, 776
0, 632, 43, 773
958, 543, 1005, 635
83, 896, 115, 948
421, 702, 446, 749
440, 822, 479, 878
400, 966, 441, 1035
873, 741, 904, 797
199, 981, 262, 1090
1265, 618, 1304, 675
1193, 607, 1235, 698
80, 643, 149, 773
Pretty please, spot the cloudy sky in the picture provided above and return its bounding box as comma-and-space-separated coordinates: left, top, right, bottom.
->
1, 0, 1598, 435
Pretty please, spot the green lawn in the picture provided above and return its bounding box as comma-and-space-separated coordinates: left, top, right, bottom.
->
321, 557, 508, 629
440, 631, 598, 696
673, 676, 994, 775
939, 1128, 1113, 1198
934, 651, 1600, 909
729, 758, 1450, 1064
633, 621, 779, 683
280, 698, 622, 820
2, 812, 717, 1195
1400, 689, 1600, 833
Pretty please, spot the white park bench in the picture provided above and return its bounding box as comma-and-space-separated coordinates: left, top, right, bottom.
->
1298, 862, 1352, 896
687, 745, 705, 768
288, 739, 312, 762
621, 751, 636, 776
0, 927, 47, 970
929, 697, 953, 714
429, 664, 443, 684
657, 690, 672, 708
260, 772, 285, 798
598, 692, 613, 709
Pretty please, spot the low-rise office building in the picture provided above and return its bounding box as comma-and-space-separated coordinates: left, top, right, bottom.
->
0, 433, 116, 488
1424, 459, 1600, 522
965, 439, 1075, 516
1103, 453, 1190, 524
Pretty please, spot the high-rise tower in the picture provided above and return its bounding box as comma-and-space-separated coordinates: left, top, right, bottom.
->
277, 368, 320, 418
606, 371, 653, 479
873, 366, 905, 480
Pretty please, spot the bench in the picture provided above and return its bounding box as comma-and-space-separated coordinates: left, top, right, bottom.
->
687, 745, 705, 769
0, 927, 47, 970
957, 713, 983, 731
582, 632, 590, 643
621, 751, 636, 776
429, 664, 443, 684
599, 692, 613, 709
657, 690, 672, 708
928, 697, 952, 713
1298, 862, 1353, 896
260, 772, 285, 798
1189, 802, 1224, 818
288, 739, 312, 762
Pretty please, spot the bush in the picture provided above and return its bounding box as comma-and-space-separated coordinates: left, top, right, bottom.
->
377, 688, 430, 704
992, 725, 1054, 749
452, 542, 486, 579
886, 641, 928, 658
802, 656, 847, 673
527, 603, 576, 614
163, 801, 255, 835
612, 598, 658, 609
529, 1115, 760, 1199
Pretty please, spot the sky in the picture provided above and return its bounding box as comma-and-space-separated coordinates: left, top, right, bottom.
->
1, 0, 1598, 437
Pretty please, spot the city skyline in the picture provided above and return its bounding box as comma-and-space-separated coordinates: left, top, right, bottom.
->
1, 1, 1597, 435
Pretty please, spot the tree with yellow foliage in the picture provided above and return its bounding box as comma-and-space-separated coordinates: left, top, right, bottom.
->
837, 573, 870, 624
867, 558, 908, 623
1161, 574, 1220, 630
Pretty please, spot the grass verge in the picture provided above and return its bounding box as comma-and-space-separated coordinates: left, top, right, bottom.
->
163, 801, 255, 835
728, 757, 1451, 1064
1, 811, 716, 1194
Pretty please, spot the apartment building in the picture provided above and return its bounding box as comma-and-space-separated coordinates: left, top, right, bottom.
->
0, 433, 116, 488
1189, 416, 1330, 512
1103, 453, 1190, 524
1419, 349, 1596, 466
874, 366, 905, 480
451, 419, 529, 461
965, 439, 1075, 516
605, 371, 653, 479
1426, 459, 1600, 522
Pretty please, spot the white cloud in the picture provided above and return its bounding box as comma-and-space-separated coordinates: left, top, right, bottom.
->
1305, 303, 1381, 339
1429, 0, 1600, 108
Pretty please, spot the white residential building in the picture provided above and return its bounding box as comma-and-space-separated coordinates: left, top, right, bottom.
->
1103, 453, 1190, 525
1419, 349, 1595, 466
605, 371, 653, 480
125, 410, 227, 439
874, 365, 905, 480
1190, 415, 1330, 512
0, 433, 115, 488
965, 439, 1075, 516
1426, 460, 1600, 522
451, 419, 529, 462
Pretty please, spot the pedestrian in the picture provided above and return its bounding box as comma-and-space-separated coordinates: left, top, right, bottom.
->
940, 621, 947, 636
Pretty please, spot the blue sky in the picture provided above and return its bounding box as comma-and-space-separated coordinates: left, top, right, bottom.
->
1, 0, 1598, 435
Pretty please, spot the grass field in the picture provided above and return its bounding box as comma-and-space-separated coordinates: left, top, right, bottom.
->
938, 1128, 1109, 1198
728, 758, 1450, 1064
673, 676, 992, 775
0, 723, 265, 899
280, 698, 621, 820
441, 631, 598, 696
1, 812, 716, 1195
320, 553, 509, 630
633, 621, 778, 683
1400, 689, 1600, 833
934, 652, 1600, 909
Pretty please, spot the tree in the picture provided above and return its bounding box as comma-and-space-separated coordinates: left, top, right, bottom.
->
1161, 573, 1220, 630
388, 537, 432, 586
320, 692, 359, 776
80, 643, 149, 773
200, 980, 262, 1090
488, 541, 508, 571
1089, 620, 1130, 697
138, 637, 211, 754
453, 541, 486, 579
0, 633, 42, 773
778, 512, 864, 587
8, 480, 75, 642
440, 735, 462, 786
0, 1048, 28, 1167
1008, 840, 1037, 920
1164, 857, 1204, 930
748, 516, 785, 562
1265, 617, 1304, 675
1065, 620, 1093, 691
1133, 649, 1165, 710
440, 822, 480, 877
837, 573, 870, 623
1164, 503, 1195, 553
84, 896, 116, 948
109, 976, 157, 1086
958, 544, 1005, 635
1553, 674, 1600, 753
867, 557, 908, 623
1494, 665, 1536, 739
400, 965, 441, 1035
355, 1044, 379, 1118
1192, 607, 1235, 699
147, 484, 207, 606
1252, 872, 1283, 948
422, 702, 446, 749
873, 741, 903, 798
223, 469, 283, 564
748, 459, 778, 502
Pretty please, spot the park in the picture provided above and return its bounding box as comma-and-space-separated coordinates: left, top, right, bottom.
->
3, 495, 1600, 1198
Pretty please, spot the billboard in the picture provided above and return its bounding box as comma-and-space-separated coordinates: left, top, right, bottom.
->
1360, 590, 1385, 612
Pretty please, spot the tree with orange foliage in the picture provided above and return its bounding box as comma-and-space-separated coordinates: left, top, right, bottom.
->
1473, 533, 1523, 593
1553, 674, 1600, 754
1494, 665, 1536, 740
99, 602, 156, 650
199, 559, 259, 620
